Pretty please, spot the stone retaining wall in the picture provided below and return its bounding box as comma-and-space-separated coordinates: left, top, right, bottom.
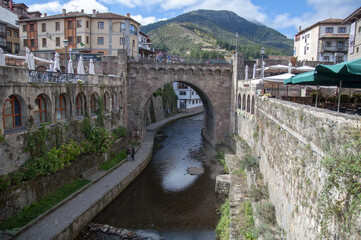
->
236, 96, 361, 239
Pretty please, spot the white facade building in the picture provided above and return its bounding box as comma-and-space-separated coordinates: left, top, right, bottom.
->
172, 82, 203, 111
294, 18, 350, 63
343, 7, 361, 61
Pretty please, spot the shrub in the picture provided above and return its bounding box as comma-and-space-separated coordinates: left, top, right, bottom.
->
216, 200, 230, 240
340, 94, 350, 103
250, 184, 269, 202
0, 175, 11, 191
242, 154, 259, 170
112, 126, 127, 140
255, 202, 277, 225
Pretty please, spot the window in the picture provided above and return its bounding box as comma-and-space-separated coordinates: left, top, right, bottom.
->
120, 22, 125, 32
86, 36, 89, 44
30, 39, 35, 46
77, 36, 82, 44
357, 47, 359, 53
103, 92, 109, 112
56, 37, 60, 46
338, 27, 346, 33
86, 21, 89, 28
324, 56, 330, 62
336, 56, 343, 63
22, 25, 27, 32
179, 91, 186, 95
68, 21, 73, 29
6, 29, 11, 36
7, 42, 12, 52
325, 41, 331, 47
41, 23, 46, 32
359, 27, 361, 33
75, 94, 84, 117
34, 95, 47, 123
90, 93, 98, 114
14, 31, 19, 37
29, 24, 34, 31
0, 38, 6, 48
56, 94, 66, 119
120, 37, 124, 45
325, 27, 333, 33
304, 46, 306, 55
98, 22, 104, 29
23, 39, 27, 47
3, 95, 22, 130
42, 38, 46, 47
0, 25, 5, 34
55, 22, 60, 31
76, 20, 82, 28
14, 43, 19, 53
130, 24, 137, 35
337, 41, 343, 49
68, 37, 73, 44
97, 37, 104, 45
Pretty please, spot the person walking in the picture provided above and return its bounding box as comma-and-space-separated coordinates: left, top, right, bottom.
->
131, 147, 135, 161
126, 147, 131, 161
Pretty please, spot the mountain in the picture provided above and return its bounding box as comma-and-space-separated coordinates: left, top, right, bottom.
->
141, 10, 293, 59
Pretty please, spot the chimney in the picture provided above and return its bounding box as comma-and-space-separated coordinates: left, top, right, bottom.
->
299, 26, 302, 32
92, 9, 96, 17
62, 9, 66, 16
127, 13, 130, 18
44, 13, 47, 17
81, 9, 84, 13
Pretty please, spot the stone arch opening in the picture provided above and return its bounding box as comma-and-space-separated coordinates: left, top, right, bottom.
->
56, 93, 71, 120
2, 94, 27, 132
238, 93, 242, 109
34, 93, 51, 124
242, 94, 246, 110
111, 91, 118, 112
251, 95, 255, 114
104, 91, 110, 113
90, 92, 99, 116
140, 80, 215, 145
75, 92, 86, 118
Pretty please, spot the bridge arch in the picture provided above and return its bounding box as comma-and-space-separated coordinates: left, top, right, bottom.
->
127, 63, 234, 145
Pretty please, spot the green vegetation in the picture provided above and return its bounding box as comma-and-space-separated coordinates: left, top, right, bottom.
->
143, 10, 292, 59
241, 154, 259, 170
153, 88, 163, 97
99, 150, 127, 170
216, 199, 230, 240
216, 150, 229, 174
255, 201, 277, 225
162, 83, 178, 114
239, 200, 256, 239
249, 184, 269, 202
0, 129, 5, 143
320, 127, 361, 235
111, 126, 127, 141
0, 178, 90, 232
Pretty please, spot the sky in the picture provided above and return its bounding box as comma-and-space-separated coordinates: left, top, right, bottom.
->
21, 0, 361, 38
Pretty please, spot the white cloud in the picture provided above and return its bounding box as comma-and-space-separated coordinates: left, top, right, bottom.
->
132, 14, 167, 25
29, 0, 108, 14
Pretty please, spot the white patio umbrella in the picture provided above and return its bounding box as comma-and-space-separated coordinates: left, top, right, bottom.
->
54, 52, 60, 72
261, 61, 266, 78
245, 65, 248, 80
26, 48, 35, 70
294, 65, 315, 73
265, 64, 289, 73
0, 48, 5, 66
89, 59, 95, 74
252, 63, 256, 79
67, 57, 74, 74
263, 73, 295, 84
77, 55, 85, 74
288, 62, 293, 74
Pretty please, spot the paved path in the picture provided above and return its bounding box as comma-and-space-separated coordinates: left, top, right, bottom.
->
15, 112, 202, 240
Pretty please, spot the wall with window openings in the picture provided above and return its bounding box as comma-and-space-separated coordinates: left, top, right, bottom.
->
0, 66, 126, 174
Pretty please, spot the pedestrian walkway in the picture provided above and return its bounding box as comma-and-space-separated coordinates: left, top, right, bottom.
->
15, 111, 202, 240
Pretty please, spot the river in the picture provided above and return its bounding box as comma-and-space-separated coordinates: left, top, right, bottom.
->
77, 114, 225, 239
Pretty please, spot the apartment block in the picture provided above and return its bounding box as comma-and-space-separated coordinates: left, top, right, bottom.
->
294, 18, 350, 63
18, 9, 140, 58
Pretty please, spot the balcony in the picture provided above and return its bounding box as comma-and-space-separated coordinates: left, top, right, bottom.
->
321, 45, 348, 52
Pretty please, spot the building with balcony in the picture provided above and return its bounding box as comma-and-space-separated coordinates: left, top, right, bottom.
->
173, 82, 203, 112
18, 9, 140, 58
138, 31, 154, 59
343, 7, 361, 61
0, 0, 38, 53
294, 18, 350, 63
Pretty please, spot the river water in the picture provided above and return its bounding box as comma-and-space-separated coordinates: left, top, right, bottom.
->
77, 114, 225, 239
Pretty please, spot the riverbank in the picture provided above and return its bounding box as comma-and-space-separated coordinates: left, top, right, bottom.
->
13, 111, 203, 240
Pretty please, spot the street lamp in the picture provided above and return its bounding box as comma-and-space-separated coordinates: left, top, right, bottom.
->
63, 39, 68, 74
261, 47, 265, 78
236, 32, 238, 54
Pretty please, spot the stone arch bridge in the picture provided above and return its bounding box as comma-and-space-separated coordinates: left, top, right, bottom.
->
127, 61, 238, 146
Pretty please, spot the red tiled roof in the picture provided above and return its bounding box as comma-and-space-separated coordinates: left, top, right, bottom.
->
296, 18, 348, 36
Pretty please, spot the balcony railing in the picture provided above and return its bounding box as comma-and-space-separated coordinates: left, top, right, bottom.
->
29, 70, 87, 83
321, 45, 348, 52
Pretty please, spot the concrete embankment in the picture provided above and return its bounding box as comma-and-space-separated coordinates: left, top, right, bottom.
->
15, 111, 202, 240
